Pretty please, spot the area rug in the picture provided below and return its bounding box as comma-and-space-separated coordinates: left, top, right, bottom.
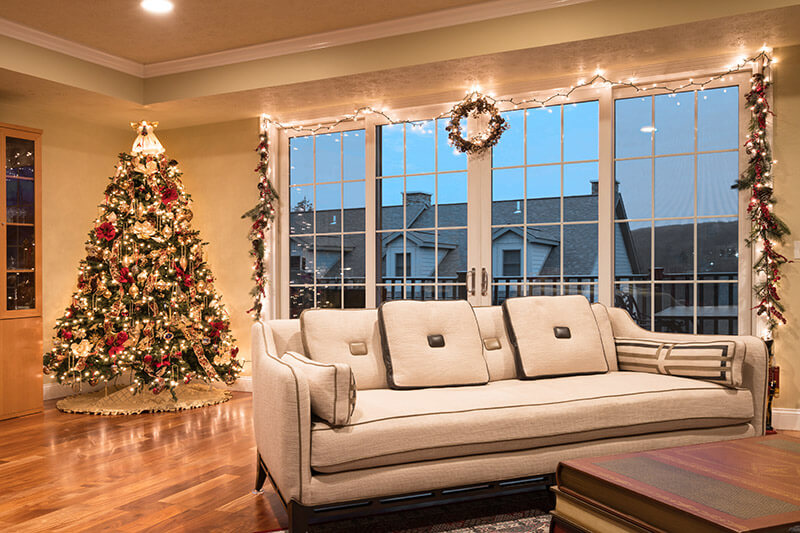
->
56, 382, 231, 415
261, 492, 552, 532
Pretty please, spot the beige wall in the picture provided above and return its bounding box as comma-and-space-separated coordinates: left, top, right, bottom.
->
773, 45, 800, 410
159, 119, 260, 373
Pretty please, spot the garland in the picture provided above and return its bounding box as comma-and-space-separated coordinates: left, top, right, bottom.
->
242, 120, 278, 318
734, 60, 791, 334
445, 92, 509, 154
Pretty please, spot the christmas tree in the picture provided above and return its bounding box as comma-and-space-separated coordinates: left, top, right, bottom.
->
43, 122, 241, 397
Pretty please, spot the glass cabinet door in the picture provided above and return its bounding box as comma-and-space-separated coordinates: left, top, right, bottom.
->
4, 132, 39, 313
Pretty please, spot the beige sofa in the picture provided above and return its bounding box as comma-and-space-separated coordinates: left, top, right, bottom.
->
252, 296, 767, 532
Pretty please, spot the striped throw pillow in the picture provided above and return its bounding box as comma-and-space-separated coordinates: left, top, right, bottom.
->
614, 338, 743, 388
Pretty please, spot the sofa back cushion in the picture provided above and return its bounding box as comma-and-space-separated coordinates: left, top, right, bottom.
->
502, 295, 610, 378
591, 302, 619, 371
615, 338, 744, 388
473, 306, 517, 381
300, 309, 388, 390
378, 300, 490, 389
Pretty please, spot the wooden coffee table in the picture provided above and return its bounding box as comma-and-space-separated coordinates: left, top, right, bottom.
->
550, 434, 800, 533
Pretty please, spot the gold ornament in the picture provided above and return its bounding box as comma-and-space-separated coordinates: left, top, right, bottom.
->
121, 255, 133, 267
137, 271, 148, 285
132, 220, 157, 239
70, 340, 92, 359
129, 284, 139, 299
162, 224, 173, 238
179, 256, 188, 270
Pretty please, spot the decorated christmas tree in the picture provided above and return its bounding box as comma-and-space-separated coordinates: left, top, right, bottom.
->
44, 122, 241, 405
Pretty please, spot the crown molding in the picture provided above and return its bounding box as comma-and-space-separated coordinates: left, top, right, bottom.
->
0, 0, 591, 80
0, 17, 144, 77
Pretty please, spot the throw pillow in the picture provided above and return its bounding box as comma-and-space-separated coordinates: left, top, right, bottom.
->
614, 338, 744, 388
282, 351, 357, 426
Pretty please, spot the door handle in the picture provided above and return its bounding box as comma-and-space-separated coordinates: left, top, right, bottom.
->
481, 267, 489, 296
468, 267, 476, 296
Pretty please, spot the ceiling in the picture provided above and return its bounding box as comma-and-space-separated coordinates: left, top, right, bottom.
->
0, 0, 495, 63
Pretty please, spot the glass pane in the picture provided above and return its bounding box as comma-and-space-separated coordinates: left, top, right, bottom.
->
437, 229, 466, 283
289, 287, 314, 318
343, 233, 365, 284
378, 177, 403, 230
614, 159, 651, 220
316, 286, 341, 309
289, 136, 313, 186
654, 219, 693, 275
698, 152, 738, 216
615, 96, 652, 159
7, 272, 35, 310
527, 284, 560, 297
491, 283, 524, 305
564, 283, 598, 302
527, 105, 561, 165
342, 130, 365, 180
653, 283, 693, 333
289, 237, 314, 284
493, 110, 524, 168
437, 172, 467, 227
563, 223, 597, 278
405, 174, 434, 228
493, 226, 525, 282
289, 186, 314, 235
378, 285, 404, 303
526, 165, 560, 224
492, 167, 524, 225
697, 283, 737, 334
615, 220, 650, 280
404, 231, 433, 282
380, 123, 404, 177
343, 181, 365, 232
315, 182, 341, 234
564, 100, 598, 162
563, 162, 598, 222
315, 133, 341, 183
6, 138, 35, 178
698, 86, 738, 152
698, 217, 738, 274
614, 283, 651, 330
437, 118, 467, 172
7, 179, 34, 224
7, 226, 35, 270
528, 224, 560, 279
654, 92, 694, 155
437, 285, 466, 301
405, 284, 435, 301
380, 232, 405, 283
343, 286, 366, 308
654, 155, 693, 218
315, 235, 341, 283
406, 121, 435, 175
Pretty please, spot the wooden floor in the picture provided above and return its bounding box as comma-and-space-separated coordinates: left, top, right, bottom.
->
0, 392, 287, 533
2, 396, 798, 533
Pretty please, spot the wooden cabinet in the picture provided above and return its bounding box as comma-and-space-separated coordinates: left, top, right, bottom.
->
0, 123, 42, 420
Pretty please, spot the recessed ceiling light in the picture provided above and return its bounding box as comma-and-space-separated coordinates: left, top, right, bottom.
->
141, 0, 173, 14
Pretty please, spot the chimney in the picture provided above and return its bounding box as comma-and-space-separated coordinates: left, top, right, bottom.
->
591, 180, 599, 195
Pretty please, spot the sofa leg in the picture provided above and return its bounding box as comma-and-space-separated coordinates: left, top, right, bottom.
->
288, 500, 310, 533
254, 452, 268, 493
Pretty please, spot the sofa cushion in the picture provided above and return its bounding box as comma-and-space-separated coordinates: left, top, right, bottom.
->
473, 306, 517, 381
591, 302, 618, 371
615, 338, 744, 388
378, 300, 489, 389
310, 372, 753, 473
503, 295, 609, 378
300, 309, 387, 389
282, 351, 357, 427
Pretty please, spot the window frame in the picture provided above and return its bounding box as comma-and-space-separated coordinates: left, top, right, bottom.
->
276, 68, 752, 334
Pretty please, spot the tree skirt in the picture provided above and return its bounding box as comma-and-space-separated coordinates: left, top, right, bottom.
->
56, 383, 232, 415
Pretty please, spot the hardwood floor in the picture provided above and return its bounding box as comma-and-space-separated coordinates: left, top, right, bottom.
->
1, 394, 798, 533
0, 392, 286, 533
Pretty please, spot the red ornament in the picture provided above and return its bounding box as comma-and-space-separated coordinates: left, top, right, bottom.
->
210, 321, 227, 338
61, 329, 73, 340
118, 266, 134, 284
143, 354, 153, 364
95, 222, 117, 241
106, 331, 129, 356
160, 186, 179, 205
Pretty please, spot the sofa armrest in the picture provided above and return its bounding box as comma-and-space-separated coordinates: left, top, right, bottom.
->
607, 307, 769, 435
252, 321, 312, 505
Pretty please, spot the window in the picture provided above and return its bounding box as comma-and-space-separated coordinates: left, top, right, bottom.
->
502, 249, 521, 277
287, 130, 366, 317
491, 100, 600, 304
377, 119, 468, 302
613, 87, 740, 334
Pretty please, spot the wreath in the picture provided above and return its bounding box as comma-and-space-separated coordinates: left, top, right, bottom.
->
445, 92, 509, 155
